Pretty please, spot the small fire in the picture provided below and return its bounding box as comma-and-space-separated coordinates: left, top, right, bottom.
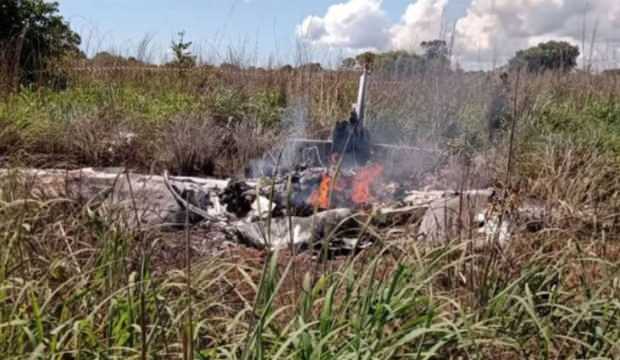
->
309, 163, 384, 209
351, 163, 384, 204
309, 174, 342, 209
309, 175, 331, 209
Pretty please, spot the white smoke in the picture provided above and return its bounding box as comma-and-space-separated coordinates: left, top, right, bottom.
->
247, 99, 311, 177
297, 0, 620, 70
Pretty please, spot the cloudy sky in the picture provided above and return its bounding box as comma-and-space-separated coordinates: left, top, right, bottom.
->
57, 0, 620, 70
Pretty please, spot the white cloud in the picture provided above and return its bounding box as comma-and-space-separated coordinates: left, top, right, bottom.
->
390, 0, 448, 51
297, 0, 620, 69
296, 0, 392, 50
297, 0, 448, 53
454, 0, 620, 69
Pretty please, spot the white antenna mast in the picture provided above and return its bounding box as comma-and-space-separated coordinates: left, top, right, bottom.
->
355, 64, 369, 127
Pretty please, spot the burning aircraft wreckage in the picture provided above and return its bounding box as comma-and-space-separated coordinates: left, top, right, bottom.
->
3, 68, 545, 255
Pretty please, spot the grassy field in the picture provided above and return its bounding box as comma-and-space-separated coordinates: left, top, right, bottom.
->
1, 65, 620, 358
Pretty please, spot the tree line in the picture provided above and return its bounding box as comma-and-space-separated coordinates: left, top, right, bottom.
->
1, 0, 588, 89
341, 40, 581, 75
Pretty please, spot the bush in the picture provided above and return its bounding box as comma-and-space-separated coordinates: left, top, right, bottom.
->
0, 0, 81, 86
161, 116, 221, 176
533, 99, 620, 154
249, 88, 286, 128
509, 41, 580, 73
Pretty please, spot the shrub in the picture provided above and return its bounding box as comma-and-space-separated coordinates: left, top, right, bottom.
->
160, 116, 221, 176
249, 88, 286, 129
0, 0, 81, 86
509, 41, 580, 73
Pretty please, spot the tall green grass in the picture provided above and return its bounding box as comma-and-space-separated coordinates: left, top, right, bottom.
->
1, 170, 618, 358
1, 67, 620, 358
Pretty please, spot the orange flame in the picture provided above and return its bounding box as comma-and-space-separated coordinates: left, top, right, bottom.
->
309, 175, 331, 209
309, 163, 384, 209
351, 163, 384, 204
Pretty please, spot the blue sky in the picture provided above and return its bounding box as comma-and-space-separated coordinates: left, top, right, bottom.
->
56, 0, 620, 70
57, 0, 470, 64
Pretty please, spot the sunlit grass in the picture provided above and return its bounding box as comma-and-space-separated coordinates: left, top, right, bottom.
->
0, 169, 619, 358
0, 67, 619, 358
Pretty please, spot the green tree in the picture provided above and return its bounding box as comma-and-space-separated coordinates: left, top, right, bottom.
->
297, 62, 322, 72
420, 40, 450, 71
168, 31, 196, 67
509, 41, 580, 73
376, 50, 424, 75
421, 40, 448, 61
340, 43, 452, 76
340, 57, 357, 70
92, 52, 130, 66
356, 51, 376, 68
0, 0, 81, 85
279, 64, 294, 72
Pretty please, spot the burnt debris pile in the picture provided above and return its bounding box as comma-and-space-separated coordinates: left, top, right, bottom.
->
0, 67, 547, 257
